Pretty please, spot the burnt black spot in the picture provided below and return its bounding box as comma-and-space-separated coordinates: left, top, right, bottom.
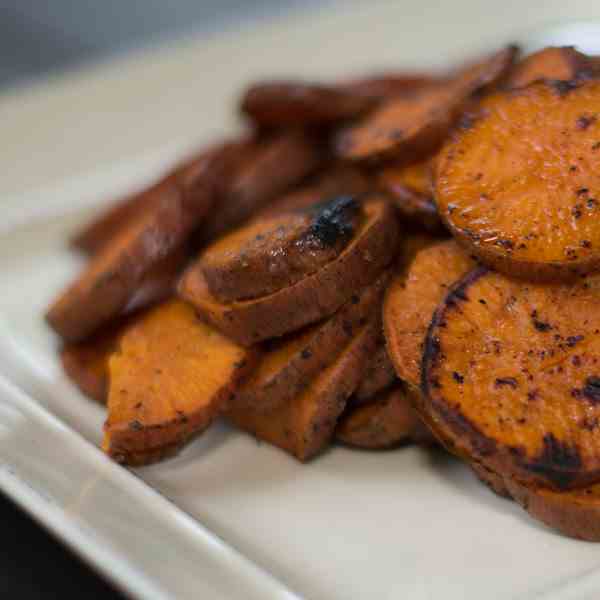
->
572, 355, 582, 367
570, 165, 578, 172
301, 348, 312, 360
308, 195, 359, 247
478, 298, 487, 305
572, 205, 583, 219
588, 198, 598, 209
494, 377, 518, 389
527, 389, 539, 401
531, 312, 552, 332
566, 335, 584, 347
577, 188, 590, 196
523, 433, 582, 489
577, 114, 597, 130
581, 240, 592, 249
233, 359, 247, 369
452, 371, 464, 384
583, 376, 600, 405
551, 80, 580, 96
496, 239, 514, 250
580, 416, 599, 431
129, 420, 143, 431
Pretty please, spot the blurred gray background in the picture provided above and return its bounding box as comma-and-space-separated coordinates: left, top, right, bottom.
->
0, 0, 323, 87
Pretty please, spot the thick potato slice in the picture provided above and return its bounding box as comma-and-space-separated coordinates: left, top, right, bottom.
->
354, 342, 397, 403
435, 80, 600, 279
335, 45, 517, 162
179, 197, 399, 345
384, 240, 475, 387
200, 131, 322, 241
234, 272, 389, 412
199, 196, 361, 302
226, 316, 380, 461
507, 46, 593, 89
240, 81, 375, 126
103, 300, 257, 459
377, 159, 442, 232
336, 385, 427, 448
422, 267, 600, 490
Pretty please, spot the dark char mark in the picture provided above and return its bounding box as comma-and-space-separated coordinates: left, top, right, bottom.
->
583, 376, 600, 405
307, 195, 359, 247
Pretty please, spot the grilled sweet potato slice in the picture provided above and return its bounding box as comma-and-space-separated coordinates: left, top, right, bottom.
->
234, 272, 389, 411
507, 46, 593, 89
179, 197, 399, 345
422, 267, 600, 490
200, 131, 322, 241
226, 316, 379, 461
436, 79, 600, 279
336, 385, 428, 448
103, 300, 257, 460
336, 45, 517, 162
377, 159, 442, 232
354, 342, 397, 403
384, 240, 475, 387
241, 81, 376, 127
199, 196, 361, 302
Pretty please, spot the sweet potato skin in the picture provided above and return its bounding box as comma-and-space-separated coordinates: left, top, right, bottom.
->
226, 317, 380, 461
435, 80, 600, 280
340, 73, 439, 100
422, 267, 600, 490
179, 198, 399, 345
384, 240, 475, 387
103, 300, 258, 459
470, 462, 512, 499
354, 342, 397, 402
234, 271, 390, 412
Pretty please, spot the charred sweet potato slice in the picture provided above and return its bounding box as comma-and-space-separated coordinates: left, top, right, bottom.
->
103, 300, 257, 460
241, 81, 376, 126
199, 196, 361, 302
179, 197, 399, 345
507, 46, 593, 89
234, 271, 389, 412
422, 267, 600, 490
336, 385, 428, 448
384, 240, 475, 387
336, 45, 518, 162
435, 80, 600, 279
226, 316, 379, 461
377, 159, 443, 232
354, 342, 397, 403
200, 131, 322, 241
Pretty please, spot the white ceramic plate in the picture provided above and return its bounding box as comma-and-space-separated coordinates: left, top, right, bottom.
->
5, 3, 600, 599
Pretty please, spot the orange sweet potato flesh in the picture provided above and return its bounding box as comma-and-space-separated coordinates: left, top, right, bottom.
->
200, 131, 322, 241
384, 240, 475, 388
422, 267, 600, 490
336, 385, 428, 449
226, 316, 380, 461
377, 159, 443, 232
354, 341, 397, 403
103, 300, 257, 459
234, 271, 390, 412
335, 45, 518, 162
179, 197, 399, 345
435, 80, 600, 280
199, 196, 361, 303
240, 81, 376, 126
507, 46, 593, 89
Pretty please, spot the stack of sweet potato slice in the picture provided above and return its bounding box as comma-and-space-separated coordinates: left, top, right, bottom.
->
47, 43, 600, 541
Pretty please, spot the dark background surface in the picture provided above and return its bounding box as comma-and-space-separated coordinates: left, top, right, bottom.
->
0, 1, 314, 598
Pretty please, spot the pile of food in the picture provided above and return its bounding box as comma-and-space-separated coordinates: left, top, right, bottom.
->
47, 44, 600, 541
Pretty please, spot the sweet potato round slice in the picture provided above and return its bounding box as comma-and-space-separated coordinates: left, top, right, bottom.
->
226, 316, 380, 461
179, 197, 399, 345
354, 342, 397, 403
200, 131, 322, 241
240, 81, 375, 126
335, 45, 518, 162
103, 300, 257, 458
507, 46, 593, 89
199, 196, 361, 302
336, 385, 426, 449
435, 80, 600, 279
234, 272, 389, 412
422, 267, 600, 490
384, 240, 475, 388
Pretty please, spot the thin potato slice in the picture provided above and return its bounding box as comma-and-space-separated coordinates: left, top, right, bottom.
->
234, 271, 389, 412
336, 45, 517, 162
422, 267, 600, 490
336, 385, 426, 448
354, 342, 397, 402
384, 240, 475, 387
241, 81, 375, 126
435, 80, 600, 279
226, 317, 380, 461
199, 196, 360, 302
507, 46, 593, 89
179, 197, 399, 345
103, 300, 257, 458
